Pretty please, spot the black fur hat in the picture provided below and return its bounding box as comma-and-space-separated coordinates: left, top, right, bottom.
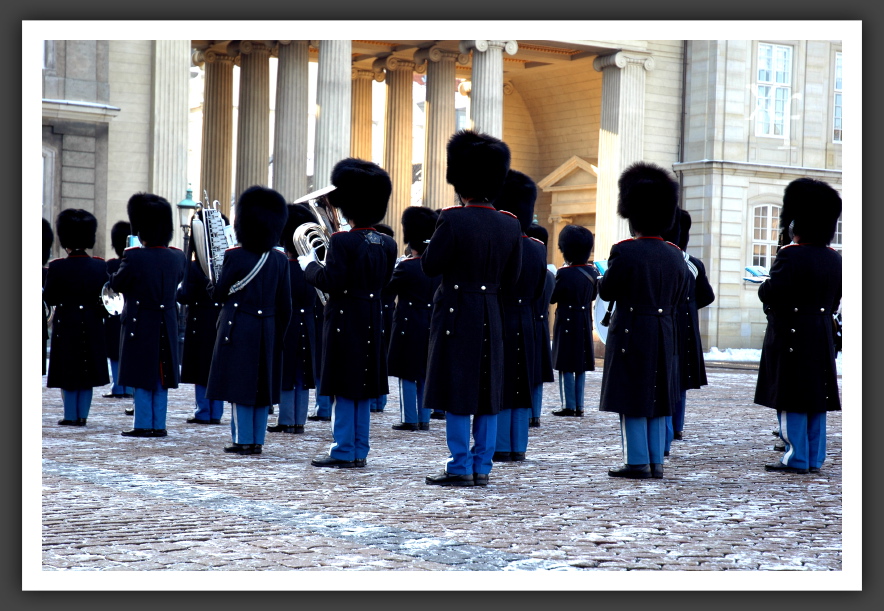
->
524, 222, 548, 247
617, 161, 680, 236
661, 208, 692, 251
326, 158, 391, 226
55, 208, 97, 251
110, 221, 131, 258
235, 186, 289, 254
282, 203, 318, 256
495, 170, 537, 233
401, 206, 438, 253
557, 224, 594, 265
782, 178, 842, 245
446, 130, 511, 203
127, 192, 174, 246
42, 218, 54, 265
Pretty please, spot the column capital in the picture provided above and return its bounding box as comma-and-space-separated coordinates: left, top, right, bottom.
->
413, 45, 470, 67
238, 41, 270, 56
503, 80, 514, 95
194, 49, 236, 67
549, 214, 574, 225
372, 54, 426, 75
352, 67, 385, 82
593, 51, 655, 72
459, 40, 518, 56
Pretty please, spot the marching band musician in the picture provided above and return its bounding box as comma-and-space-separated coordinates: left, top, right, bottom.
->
492, 170, 548, 463
42, 218, 53, 376
422, 130, 523, 487
103, 221, 135, 402
754, 178, 842, 475
266, 203, 318, 435
110, 193, 187, 438
177, 210, 227, 426
44, 208, 110, 426
301, 159, 397, 469
205, 186, 291, 456
597, 162, 689, 480
549, 224, 599, 419
370, 221, 396, 414
386, 205, 441, 432
524, 222, 555, 428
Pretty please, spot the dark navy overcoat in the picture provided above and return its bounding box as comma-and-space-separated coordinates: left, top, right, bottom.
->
103, 257, 123, 362
550, 264, 599, 373
421, 205, 522, 416
44, 251, 110, 389
675, 254, 715, 391
385, 255, 441, 383
176, 260, 223, 386
280, 257, 317, 391
109, 246, 187, 390
535, 268, 555, 383
597, 237, 689, 418
206, 247, 291, 407
754, 243, 842, 413
305, 228, 397, 400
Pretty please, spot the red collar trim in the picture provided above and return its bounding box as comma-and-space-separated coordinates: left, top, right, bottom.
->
464, 204, 496, 210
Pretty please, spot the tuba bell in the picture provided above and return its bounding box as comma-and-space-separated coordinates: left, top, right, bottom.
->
101, 283, 124, 316
291, 185, 350, 305
191, 192, 236, 285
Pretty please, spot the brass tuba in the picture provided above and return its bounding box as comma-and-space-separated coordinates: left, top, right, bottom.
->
292, 185, 350, 305
191, 192, 236, 285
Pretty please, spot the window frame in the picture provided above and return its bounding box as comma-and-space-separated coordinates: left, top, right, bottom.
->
833, 51, 842, 144
754, 43, 794, 140
749, 203, 782, 270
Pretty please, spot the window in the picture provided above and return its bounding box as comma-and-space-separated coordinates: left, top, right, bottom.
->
751, 204, 781, 268
831, 214, 842, 255
833, 52, 842, 143
755, 43, 792, 138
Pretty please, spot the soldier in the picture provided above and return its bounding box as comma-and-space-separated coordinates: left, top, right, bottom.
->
103, 221, 134, 402
550, 224, 599, 419
598, 162, 689, 480
44, 209, 109, 426
42, 218, 53, 376
110, 194, 187, 438
524, 222, 555, 428
301, 159, 397, 469
755, 178, 842, 474
492, 171, 548, 463
386, 206, 440, 432
267, 203, 318, 435
205, 186, 291, 455
422, 130, 522, 487
177, 211, 226, 426
370, 221, 396, 414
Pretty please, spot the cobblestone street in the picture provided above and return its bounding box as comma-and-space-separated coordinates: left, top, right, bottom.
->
32, 363, 851, 588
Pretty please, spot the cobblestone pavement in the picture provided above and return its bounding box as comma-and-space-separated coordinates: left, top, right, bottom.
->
35, 363, 846, 582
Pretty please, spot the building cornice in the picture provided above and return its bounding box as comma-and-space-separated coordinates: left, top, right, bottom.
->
42, 99, 121, 124
673, 159, 842, 181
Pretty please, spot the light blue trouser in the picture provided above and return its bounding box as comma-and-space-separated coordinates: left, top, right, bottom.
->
779, 410, 827, 470
314, 381, 332, 418
399, 378, 429, 424
558, 371, 586, 410
109, 359, 134, 396
495, 407, 530, 453
61, 389, 93, 420
531, 383, 543, 419
133, 377, 168, 430
193, 384, 224, 421
230, 404, 270, 445
370, 394, 388, 412
445, 413, 498, 475
278, 369, 310, 426
665, 390, 688, 452
620, 414, 667, 465
329, 396, 372, 461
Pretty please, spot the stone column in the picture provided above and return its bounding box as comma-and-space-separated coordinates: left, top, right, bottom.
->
234, 41, 271, 201
313, 40, 352, 190
414, 46, 469, 210
351, 68, 382, 161
458, 40, 518, 138
373, 55, 424, 249
196, 49, 235, 217
272, 40, 310, 203
593, 51, 655, 260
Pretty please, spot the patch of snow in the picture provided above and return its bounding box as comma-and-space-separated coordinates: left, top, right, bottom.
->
704, 347, 843, 376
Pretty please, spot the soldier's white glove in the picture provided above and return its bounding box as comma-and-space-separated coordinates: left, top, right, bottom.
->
298, 249, 318, 271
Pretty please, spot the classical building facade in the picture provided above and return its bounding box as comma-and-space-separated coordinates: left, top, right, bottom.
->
41, 38, 843, 350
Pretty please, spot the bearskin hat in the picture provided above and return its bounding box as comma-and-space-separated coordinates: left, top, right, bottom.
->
42, 218, 54, 265
127, 192, 174, 246
661, 208, 692, 251
558, 224, 594, 266
282, 203, 318, 256
234, 186, 288, 254
782, 178, 842, 245
525, 222, 549, 247
494, 170, 537, 233
55, 208, 97, 251
446, 130, 511, 203
401, 206, 438, 253
110, 221, 131, 258
326, 158, 392, 227
617, 161, 680, 236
